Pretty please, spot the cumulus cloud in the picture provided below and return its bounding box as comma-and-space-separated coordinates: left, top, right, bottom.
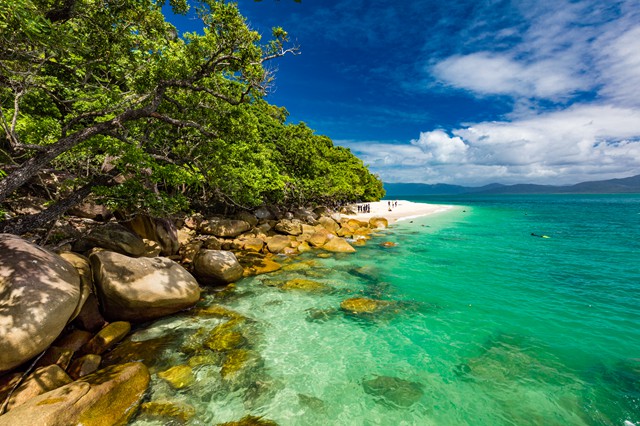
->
410, 130, 468, 163
346, 104, 640, 185
381, 0, 640, 185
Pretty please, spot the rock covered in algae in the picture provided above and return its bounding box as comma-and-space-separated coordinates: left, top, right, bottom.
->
81, 321, 131, 355
140, 400, 196, 423
281, 278, 331, 292
102, 335, 172, 369
216, 415, 278, 426
188, 352, 220, 368
220, 349, 262, 380
206, 329, 246, 352
204, 317, 250, 353
240, 253, 282, 276
362, 375, 424, 407
158, 365, 195, 389
0, 362, 150, 426
192, 304, 243, 320
340, 297, 390, 314
281, 260, 318, 271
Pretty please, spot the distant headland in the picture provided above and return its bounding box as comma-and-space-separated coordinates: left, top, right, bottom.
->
384, 174, 640, 197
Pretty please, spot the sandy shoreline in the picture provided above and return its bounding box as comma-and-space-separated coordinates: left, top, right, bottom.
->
344, 200, 455, 223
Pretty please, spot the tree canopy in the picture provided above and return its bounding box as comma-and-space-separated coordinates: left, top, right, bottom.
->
0, 0, 383, 231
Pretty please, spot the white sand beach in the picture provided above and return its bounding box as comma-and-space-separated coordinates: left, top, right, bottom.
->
345, 200, 454, 222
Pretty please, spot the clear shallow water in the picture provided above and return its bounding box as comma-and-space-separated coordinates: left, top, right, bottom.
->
129, 194, 640, 425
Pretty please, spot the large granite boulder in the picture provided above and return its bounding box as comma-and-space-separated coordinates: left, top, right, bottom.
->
73, 223, 147, 257
318, 216, 340, 234
235, 211, 258, 227
369, 217, 389, 229
198, 218, 251, 238
90, 251, 201, 321
0, 234, 82, 373
307, 229, 330, 247
58, 252, 92, 322
274, 219, 303, 236
265, 235, 292, 253
193, 249, 244, 286
322, 236, 356, 253
66, 200, 112, 221
124, 215, 179, 255
2, 365, 72, 412
0, 362, 150, 426
254, 206, 275, 221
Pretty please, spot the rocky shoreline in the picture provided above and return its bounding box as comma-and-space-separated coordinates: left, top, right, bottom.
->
0, 204, 391, 425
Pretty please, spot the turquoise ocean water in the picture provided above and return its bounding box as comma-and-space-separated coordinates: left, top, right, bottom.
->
130, 194, 640, 425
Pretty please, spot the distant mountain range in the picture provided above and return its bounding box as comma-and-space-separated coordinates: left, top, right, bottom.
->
384, 174, 640, 196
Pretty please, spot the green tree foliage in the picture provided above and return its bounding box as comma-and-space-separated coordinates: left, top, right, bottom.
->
0, 0, 382, 230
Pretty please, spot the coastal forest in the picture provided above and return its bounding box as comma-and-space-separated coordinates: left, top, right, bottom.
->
0, 0, 384, 233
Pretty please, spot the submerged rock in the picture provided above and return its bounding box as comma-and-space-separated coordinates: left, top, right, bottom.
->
205, 329, 247, 352
281, 278, 331, 292
140, 400, 196, 424
158, 364, 195, 389
206, 317, 249, 350
298, 393, 327, 413
362, 375, 424, 407
192, 304, 243, 320
220, 349, 262, 380
102, 335, 172, 370
340, 297, 391, 314
305, 308, 340, 323
216, 415, 278, 426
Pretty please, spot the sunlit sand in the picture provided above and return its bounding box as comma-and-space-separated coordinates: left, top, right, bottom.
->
345, 200, 454, 222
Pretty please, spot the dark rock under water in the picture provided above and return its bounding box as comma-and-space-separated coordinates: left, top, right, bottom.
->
361, 375, 425, 408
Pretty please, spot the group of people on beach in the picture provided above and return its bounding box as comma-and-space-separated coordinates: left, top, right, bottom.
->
357, 204, 371, 213
388, 200, 398, 211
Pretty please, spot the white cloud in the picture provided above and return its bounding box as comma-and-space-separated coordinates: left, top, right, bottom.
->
344, 104, 640, 185
384, 0, 640, 185
432, 52, 587, 100
595, 25, 640, 107
430, 0, 640, 107
410, 130, 468, 163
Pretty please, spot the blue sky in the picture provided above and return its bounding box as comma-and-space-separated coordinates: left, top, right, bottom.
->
166, 0, 640, 186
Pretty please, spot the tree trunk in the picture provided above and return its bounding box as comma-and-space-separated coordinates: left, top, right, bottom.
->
0, 176, 114, 235
0, 94, 161, 203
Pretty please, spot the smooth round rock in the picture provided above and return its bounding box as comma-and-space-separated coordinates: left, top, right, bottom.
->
0, 234, 82, 372
90, 251, 201, 321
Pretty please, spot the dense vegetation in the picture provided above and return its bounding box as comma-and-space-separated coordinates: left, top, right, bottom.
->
0, 0, 383, 232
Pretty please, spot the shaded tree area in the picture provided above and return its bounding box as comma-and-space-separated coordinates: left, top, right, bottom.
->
0, 0, 383, 234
